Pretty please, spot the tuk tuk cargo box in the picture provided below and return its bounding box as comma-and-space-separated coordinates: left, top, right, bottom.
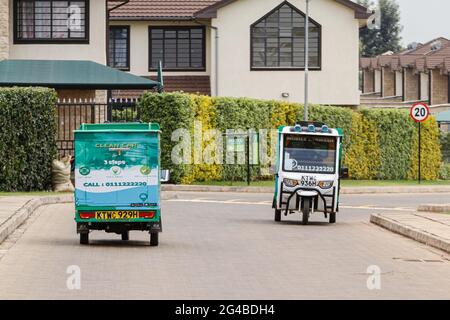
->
74, 123, 162, 246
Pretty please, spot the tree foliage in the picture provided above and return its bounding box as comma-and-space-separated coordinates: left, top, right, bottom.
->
358, 0, 403, 57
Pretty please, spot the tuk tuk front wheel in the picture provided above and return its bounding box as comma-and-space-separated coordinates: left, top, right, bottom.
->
329, 212, 336, 224
121, 232, 129, 241
274, 209, 281, 222
80, 232, 89, 245
150, 232, 159, 247
302, 199, 311, 225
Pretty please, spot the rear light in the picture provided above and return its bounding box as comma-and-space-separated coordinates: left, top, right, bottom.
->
139, 211, 156, 219
79, 212, 95, 219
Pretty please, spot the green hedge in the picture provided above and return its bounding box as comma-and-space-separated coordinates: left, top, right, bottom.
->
361, 109, 415, 180
0, 87, 58, 191
139, 93, 194, 183
138, 92, 442, 183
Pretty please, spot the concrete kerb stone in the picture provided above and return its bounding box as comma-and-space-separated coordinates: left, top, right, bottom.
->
161, 184, 450, 194
370, 213, 450, 254
418, 204, 450, 213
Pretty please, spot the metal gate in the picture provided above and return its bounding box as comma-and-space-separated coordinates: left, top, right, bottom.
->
56, 99, 139, 157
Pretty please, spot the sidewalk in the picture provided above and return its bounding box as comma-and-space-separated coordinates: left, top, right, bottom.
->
0, 195, 73, 244
371, 211, 450, 254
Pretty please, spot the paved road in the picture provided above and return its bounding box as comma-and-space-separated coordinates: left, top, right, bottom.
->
0, 192, 449, 300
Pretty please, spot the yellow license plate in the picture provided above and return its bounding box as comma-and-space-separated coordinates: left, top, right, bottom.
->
95, 211, 140, 220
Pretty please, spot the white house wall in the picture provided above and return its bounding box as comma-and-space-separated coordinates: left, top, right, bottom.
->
374, 69, 381, 93
420, 72, 429, 101
395, 71, 403, 97
211, 0, 362, 105
9, 0, 106, 64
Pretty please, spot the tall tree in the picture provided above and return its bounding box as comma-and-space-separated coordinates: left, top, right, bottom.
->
358, 0, 403, 57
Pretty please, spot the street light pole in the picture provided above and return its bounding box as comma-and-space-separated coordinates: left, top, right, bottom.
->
304, 0, 310, 121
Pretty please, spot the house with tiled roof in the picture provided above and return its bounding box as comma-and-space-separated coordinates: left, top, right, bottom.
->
107, 0, 370, 105
0, 0, 370, 105
360, 37, 450, 106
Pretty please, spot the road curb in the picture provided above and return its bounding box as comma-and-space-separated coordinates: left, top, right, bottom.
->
0, 193, 178, 245
162, 184, 450, 194
418, 204, 450, 213
0, 195, 73, 244
370, 213, 450, 254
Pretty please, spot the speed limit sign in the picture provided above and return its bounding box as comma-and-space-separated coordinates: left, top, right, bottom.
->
410, 102, 430, 122
410, 102, 431, 185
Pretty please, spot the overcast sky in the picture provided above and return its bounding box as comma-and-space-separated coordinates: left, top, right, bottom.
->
381, 0, 450, 46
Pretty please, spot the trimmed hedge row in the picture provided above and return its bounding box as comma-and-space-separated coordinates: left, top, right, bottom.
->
0, 87, 58, 191
139, 92, 442, 183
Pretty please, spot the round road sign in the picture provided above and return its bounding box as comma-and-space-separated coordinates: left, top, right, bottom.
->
410, 103, 430, 123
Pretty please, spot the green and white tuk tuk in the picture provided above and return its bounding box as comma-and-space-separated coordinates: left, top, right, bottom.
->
74, 123, 162, 246
273, 122, 348, 225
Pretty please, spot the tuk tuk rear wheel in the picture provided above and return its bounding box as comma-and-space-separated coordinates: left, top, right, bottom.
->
80, 232, 89, 245
121, 232, 129, 241
150, 233, 159, 247
329, 212, 336, 224
302, 199, 311, 225
274, 209, 281, 222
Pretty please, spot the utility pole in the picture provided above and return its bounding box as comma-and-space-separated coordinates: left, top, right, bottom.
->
304, 0, 310, 121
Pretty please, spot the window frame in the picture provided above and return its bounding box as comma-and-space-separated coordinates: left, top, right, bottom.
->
13, 0, 90, 44
250, 1, 322, 71
109, 25, 130, 71
148, 26, 206, 72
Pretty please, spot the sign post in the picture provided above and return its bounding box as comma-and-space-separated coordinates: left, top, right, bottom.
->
410, 103, 431, 184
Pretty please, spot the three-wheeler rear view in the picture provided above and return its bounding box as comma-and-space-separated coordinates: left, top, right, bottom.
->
273, 122, 349, 225
74, 123, 162, 246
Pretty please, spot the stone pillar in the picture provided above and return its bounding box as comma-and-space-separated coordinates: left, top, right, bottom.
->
0, 0, 9, 60
403, 68, 420, 102
363, 69, 374, 94
430, 69, 449, 106
381, 67, 395, 97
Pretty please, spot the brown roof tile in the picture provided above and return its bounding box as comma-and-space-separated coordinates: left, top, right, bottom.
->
109, 0, 370, 20
109, 0, 221, 19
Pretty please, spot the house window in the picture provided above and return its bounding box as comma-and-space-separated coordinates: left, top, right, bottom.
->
149, 27, 205, 71
109, 26, 129, 70
251, 2, 321, 70
14, 0, 89, 43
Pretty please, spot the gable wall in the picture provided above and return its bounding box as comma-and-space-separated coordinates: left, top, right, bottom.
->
211, 0, 361, 105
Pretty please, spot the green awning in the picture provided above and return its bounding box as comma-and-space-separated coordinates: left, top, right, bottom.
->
0, 60, 159, 90
436, 110, 450, 123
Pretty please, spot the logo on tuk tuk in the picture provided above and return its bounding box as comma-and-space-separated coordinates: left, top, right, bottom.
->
110, 166, 122, 175
79, 166, 90, 176
140, 166, 151, 175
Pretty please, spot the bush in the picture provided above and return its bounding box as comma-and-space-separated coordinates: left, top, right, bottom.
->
139, 92, 194, 184
441, 131, 450, 163
344, 113, 380, 180
408, 117, 442, 181
138, 92, 442, 183
439, 163, 450, 180
0, 87, 58, 191
362, 109, 415, 180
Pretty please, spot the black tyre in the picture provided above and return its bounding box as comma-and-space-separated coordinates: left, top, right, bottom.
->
121, 232, 129, 241
80, 232, 89, 245
274, 209, 281, 222
150, 233, 159, 247
302, 198, 310, 225
329, 212, 336, 224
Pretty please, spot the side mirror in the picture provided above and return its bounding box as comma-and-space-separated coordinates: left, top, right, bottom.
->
340, 167, 349, 179
160, 170, 170, 183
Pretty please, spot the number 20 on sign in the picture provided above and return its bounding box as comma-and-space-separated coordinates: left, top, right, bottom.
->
410, 102, 430, 123
410, 102, 430, 184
